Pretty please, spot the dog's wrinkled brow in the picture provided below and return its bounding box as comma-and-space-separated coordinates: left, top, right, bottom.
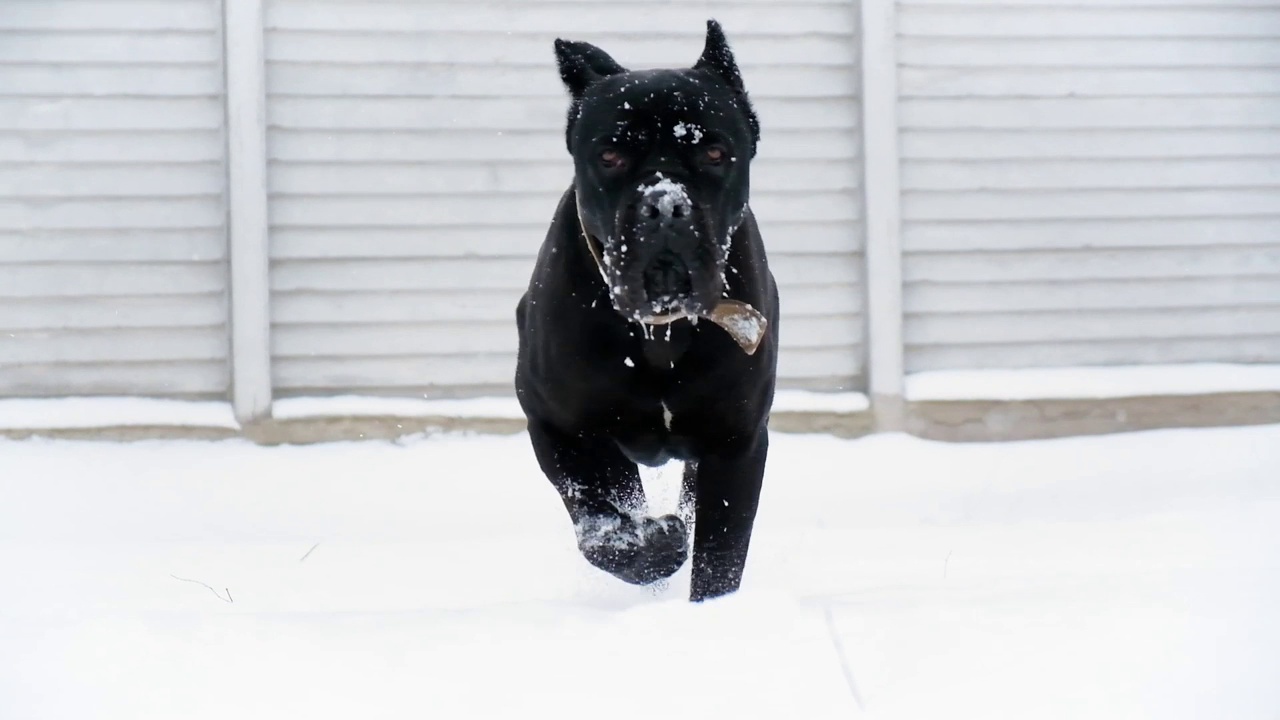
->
591, 127, 649, 145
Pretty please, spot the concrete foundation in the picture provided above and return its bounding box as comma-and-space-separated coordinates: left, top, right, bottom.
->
4, 392, 1277, 444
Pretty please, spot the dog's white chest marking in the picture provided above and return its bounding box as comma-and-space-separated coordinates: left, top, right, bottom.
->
662, 402, 673, 430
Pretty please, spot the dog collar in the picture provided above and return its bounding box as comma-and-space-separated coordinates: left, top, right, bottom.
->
574, 196, 768, 355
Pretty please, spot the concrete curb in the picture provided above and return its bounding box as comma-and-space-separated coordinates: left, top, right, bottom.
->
908, 392, 1280, 443
3, 393, 1276, 444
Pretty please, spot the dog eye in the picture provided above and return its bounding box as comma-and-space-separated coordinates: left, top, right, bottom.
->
703, 146, 726, 165
599, 148, 626, 170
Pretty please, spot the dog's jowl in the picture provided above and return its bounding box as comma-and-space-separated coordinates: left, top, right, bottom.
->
514, 20, 779, 602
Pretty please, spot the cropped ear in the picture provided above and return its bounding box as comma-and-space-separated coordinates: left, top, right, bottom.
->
694, 19, 760, 155
554, 38, 628, 153
694, 19, 744, 94
554, 39, 627, 99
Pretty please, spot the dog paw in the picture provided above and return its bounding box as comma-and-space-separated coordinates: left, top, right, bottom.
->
577, 513, 689, 586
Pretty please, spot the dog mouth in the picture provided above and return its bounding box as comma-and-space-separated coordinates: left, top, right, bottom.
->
577, 176, 729, 321
572, 182, 767, 353
606, 228, 723, 321
603, 182, 725, 320
641, 250, 695, 313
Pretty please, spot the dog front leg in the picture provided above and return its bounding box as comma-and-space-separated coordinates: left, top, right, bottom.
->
689, 427, 769, 602
526, 418, 689, 586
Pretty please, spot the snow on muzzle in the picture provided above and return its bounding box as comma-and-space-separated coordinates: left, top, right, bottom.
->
623, 177, 715, 315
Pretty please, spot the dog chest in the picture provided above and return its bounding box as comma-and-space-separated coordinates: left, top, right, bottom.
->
635, 321, 695, 369
613, 426, 696, 468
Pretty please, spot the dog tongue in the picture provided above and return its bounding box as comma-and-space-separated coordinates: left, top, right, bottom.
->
703, 300, 768, 355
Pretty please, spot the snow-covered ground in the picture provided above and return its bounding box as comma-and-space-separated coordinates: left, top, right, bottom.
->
2, 425, 1278, 719
5, 363, 1279, 431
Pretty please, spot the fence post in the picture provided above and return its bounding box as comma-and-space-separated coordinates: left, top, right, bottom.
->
223, 0, 273, 423
860, 0, 906, 431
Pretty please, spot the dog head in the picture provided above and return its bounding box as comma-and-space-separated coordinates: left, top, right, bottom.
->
555, 20, 760, 322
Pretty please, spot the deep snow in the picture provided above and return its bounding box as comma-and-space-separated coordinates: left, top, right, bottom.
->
2, 425, 1278, 719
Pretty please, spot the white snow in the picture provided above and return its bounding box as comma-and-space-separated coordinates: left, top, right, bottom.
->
641, 176, 690, 218
0, 397, 239, 430
672, 121, 704, 143
272, 391, 869, 423
0, 393, 872, 433
271, 395, 527, 420
2, 424, 1278, 719
29, 368, 1257, 434
906, 363, 1280, 401
773, 389, 870, 413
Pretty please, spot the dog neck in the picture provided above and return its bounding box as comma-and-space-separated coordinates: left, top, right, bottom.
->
573, 193, 767, 356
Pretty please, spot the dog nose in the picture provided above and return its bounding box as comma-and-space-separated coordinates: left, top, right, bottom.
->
637, 181, 693, 230
639, 193, 691, 221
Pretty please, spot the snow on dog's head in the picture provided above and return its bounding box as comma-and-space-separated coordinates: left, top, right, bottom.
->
555, 20, 758, 322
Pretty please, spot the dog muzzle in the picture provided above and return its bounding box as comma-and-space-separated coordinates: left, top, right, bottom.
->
575, 198, 768, 355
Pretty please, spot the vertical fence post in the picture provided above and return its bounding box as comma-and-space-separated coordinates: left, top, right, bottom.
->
861, 0, 906, 431
224, 0, 272, 423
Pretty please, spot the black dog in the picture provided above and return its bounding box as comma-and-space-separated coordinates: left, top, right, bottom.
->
514, 20, 779, 602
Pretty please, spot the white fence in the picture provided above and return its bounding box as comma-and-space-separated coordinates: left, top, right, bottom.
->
2, 0, 1278, 426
